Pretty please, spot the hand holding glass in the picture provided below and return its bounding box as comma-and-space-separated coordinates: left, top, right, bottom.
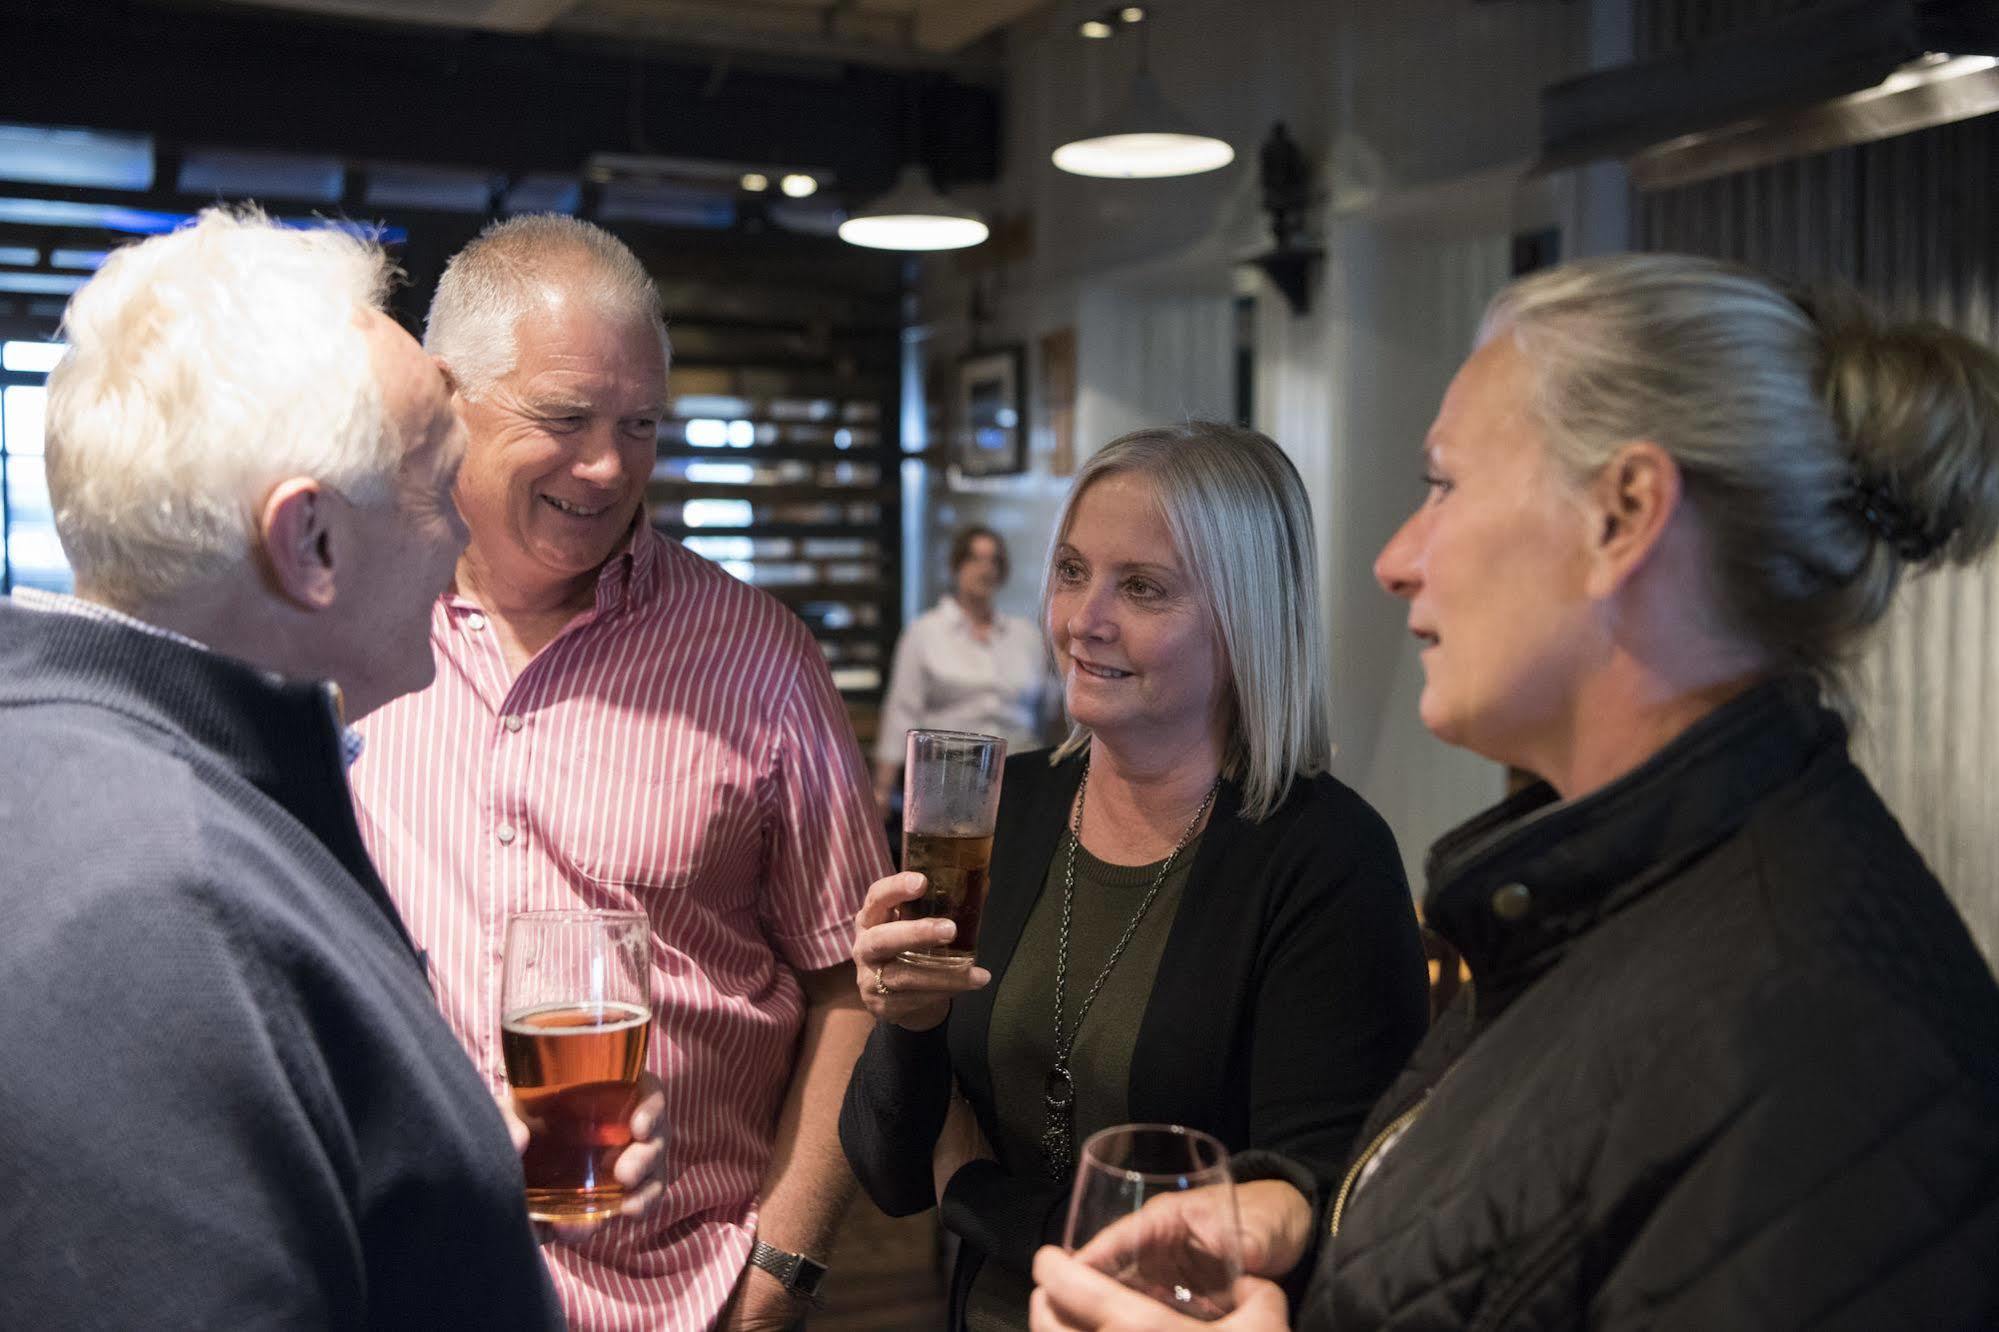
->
501, 909, 652, 1224
893, 729, 1005, 968
1063, 1124, 1244, 1321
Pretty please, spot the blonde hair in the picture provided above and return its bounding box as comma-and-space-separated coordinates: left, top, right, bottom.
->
1485, 253, 1999, 695
1049, 421, 1332, 822
46, 207, 396, 608
424, 214, 670, 400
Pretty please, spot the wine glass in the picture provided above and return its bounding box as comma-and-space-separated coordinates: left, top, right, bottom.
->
1062, 1123, 1243, 1320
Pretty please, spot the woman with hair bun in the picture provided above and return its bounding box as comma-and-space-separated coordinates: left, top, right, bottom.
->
1031, 255, 1999, 1331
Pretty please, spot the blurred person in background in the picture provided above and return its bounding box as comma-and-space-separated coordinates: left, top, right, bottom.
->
844, 421, 1430, 1331
0, 208, 563, 1327
874, 524, 1056, 820
1031, 255, 1999, 1331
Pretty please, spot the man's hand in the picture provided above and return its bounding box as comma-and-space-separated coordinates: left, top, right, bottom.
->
1030, 1245, 1291, 1331
498, 1074, 669, 1245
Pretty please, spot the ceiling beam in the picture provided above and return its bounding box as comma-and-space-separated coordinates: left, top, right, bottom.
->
0, 0, 1001, 196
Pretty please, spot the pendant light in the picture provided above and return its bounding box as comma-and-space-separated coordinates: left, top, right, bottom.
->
839, 163, 990, 251
1053, 14, 1233, 179
839, 26, 988, 251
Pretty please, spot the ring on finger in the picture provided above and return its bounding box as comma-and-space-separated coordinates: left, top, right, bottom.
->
872, 964, 893, 997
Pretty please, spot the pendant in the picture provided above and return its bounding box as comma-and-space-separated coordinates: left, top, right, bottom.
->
1042, 1063, 1076, 1176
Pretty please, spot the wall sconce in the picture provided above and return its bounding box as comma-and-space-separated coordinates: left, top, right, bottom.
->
1243, 122, 1321, 316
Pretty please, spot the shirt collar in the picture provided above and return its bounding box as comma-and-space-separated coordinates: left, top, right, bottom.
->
592, 519, 660, 613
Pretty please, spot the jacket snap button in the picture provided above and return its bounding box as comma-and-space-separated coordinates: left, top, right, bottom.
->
1491, 882, 1533, 921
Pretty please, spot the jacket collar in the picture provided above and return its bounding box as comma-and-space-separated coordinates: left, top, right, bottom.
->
1425, 675, 1841, 1007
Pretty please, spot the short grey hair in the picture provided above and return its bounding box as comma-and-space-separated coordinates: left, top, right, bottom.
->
1485, 253, 1999, 695
1049, 421, 1333, 822
46, 207, 397, 608
424, 214, 670, 399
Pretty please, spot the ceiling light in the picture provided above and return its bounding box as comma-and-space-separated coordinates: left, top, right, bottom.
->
740, 171, 770, 192
779, 173, 818, 198
838, 164, 989, 251
1053, 68, 1234, 178
1079, 18, 1113, 38
1120, 6, 1146, 22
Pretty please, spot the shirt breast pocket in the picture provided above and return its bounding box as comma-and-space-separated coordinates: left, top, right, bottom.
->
545, 741, 711, 893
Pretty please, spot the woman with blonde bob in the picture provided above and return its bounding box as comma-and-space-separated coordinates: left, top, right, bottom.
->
842, 421, 1430, 1330
1031, 256, 1999, 1331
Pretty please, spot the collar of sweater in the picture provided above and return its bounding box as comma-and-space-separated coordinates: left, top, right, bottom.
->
0, 598, 360, 865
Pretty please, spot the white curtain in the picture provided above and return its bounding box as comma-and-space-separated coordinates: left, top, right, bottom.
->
1257, 217, 1514, 895
1074, 284, 1235, 449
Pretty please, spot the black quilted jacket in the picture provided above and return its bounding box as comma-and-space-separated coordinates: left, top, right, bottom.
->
1300, 677, 1999, 1331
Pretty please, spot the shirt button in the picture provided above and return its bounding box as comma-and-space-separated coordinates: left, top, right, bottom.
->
1491, 882, 1533, 921
496, 822, 518, 845
465, 611, 488, 631
502, 715, 523, 733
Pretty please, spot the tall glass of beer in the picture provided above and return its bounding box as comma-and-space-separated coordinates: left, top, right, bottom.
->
500, 909, 652, 1224
894, 728, 1005, 968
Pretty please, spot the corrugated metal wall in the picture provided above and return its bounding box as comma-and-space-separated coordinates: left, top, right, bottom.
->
1633, 2, 1999, 963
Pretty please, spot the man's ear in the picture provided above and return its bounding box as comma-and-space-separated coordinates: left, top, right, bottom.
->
259, 477, 339, 611
1582, 440, 1683, 599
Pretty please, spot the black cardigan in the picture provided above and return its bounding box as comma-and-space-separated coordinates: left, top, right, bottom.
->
840, 749, 1429, 1321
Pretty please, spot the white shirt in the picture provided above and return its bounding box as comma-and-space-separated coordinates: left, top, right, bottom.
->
875, 595, 1051, 763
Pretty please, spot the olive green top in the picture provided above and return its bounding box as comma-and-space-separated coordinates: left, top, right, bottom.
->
963, 834, 1201, 1332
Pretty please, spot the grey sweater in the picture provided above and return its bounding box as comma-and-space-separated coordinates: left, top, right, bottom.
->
0, 599, 561, 1329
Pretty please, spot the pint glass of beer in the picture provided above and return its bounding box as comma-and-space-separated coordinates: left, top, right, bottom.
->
500, 909, 652, 1224
893, 729, 1005, 968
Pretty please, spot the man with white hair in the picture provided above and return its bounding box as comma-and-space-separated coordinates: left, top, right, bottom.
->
0, 208, 564, 1327
348, 214, 888, 1330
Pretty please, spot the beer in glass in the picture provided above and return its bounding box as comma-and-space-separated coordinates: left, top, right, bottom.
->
894, 729, 1005, 968
501, 909, 652, 1224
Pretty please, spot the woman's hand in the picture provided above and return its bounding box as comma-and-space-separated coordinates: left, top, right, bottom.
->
1030, 1246, 1291, 1331
850, 871, 991, 1031
1067, 1178, 1311, 1286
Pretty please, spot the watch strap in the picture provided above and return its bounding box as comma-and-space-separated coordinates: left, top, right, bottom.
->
748, 1238, 829, 1304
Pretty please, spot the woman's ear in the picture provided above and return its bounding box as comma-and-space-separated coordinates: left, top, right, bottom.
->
1583, 440, 1683, 599
258, 476, 339, 611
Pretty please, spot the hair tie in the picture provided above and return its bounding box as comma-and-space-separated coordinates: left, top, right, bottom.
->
1842, 475, 1944, 562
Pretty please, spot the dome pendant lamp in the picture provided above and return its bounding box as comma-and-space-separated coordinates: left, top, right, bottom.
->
1053, 18, 1233, 179
838, 163, 990, 251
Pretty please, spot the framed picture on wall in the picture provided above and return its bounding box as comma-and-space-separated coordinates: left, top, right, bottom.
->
955, 347, 1026, 477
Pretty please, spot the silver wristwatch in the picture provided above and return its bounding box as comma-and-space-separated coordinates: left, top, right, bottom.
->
747, 1238, 829, 1305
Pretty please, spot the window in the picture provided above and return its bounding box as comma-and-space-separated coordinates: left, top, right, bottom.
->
1, 346, 70, 591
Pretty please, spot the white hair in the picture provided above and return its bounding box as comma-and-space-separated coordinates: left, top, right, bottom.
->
423, 214, 670, 400
45, 206, 397, 608
1048, 421, 1333, 822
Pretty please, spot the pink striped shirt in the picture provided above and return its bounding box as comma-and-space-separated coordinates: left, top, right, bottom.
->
349, 524, 888, 1331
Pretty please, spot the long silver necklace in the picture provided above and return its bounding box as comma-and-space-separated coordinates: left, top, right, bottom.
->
1041, 760, 1222, 1177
